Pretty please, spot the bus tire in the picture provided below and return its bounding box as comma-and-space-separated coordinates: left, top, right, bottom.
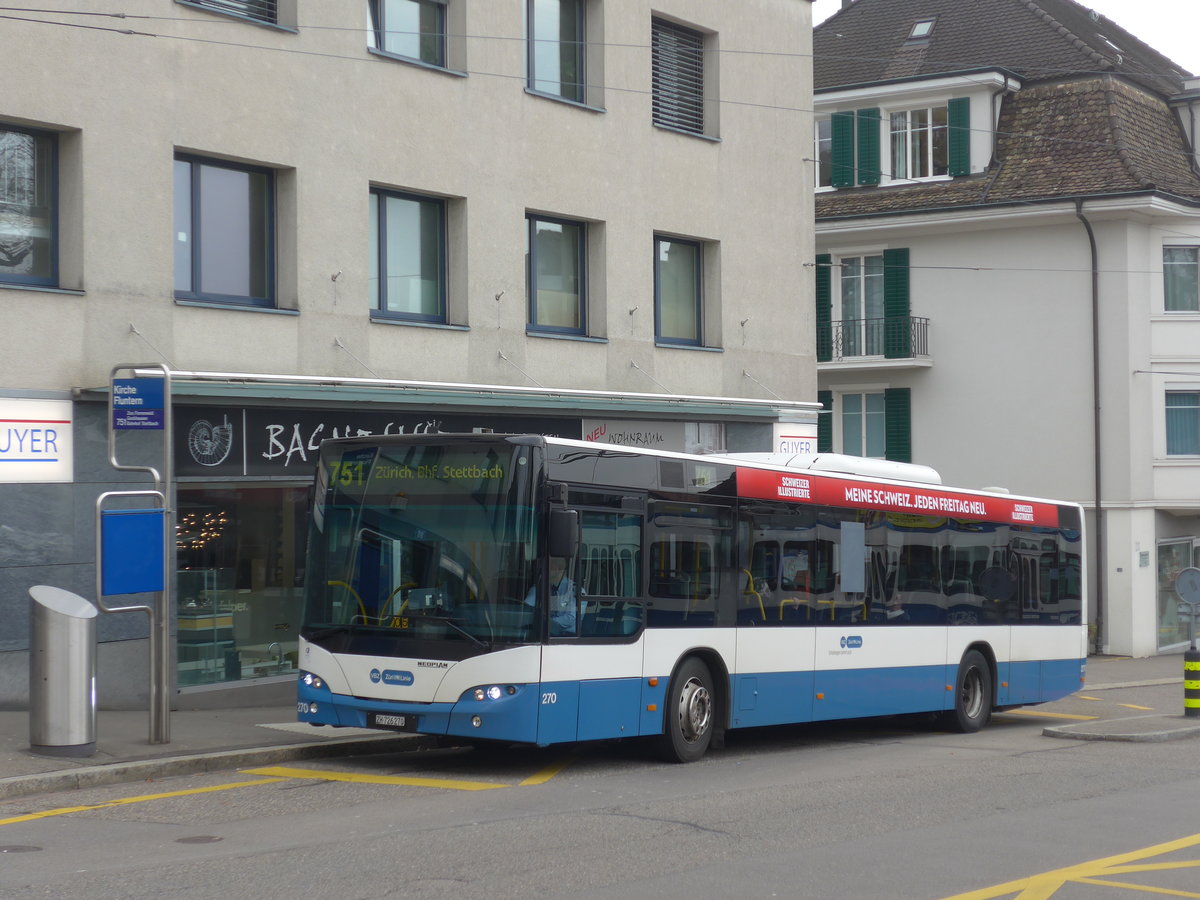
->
940, 649, 992, 733
657, 657, 715, 763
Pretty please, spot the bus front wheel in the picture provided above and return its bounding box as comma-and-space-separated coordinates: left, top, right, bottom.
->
657, 658, 715, 763
940, 649, 992, 733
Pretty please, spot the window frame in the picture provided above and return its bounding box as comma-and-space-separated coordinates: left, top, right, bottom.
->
839, 390, 887, 459
174, 154, 276, 309
368, 0, 447, 68
1164, 246, 1199, 313
837, 254, 886, 357
888, 104, 949, 181
651, 17, 706, 136
527, 0, 586, 104
0, 122, 57, 288
815, 116, 833, 188
178, 0, 279, 26
370, 187, 448, 324
654, 235, 703, 347
526, 213, 587, 336
1166, 390, 1200, 456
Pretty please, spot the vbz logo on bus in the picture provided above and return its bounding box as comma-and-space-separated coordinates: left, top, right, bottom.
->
840, 635, 863, 650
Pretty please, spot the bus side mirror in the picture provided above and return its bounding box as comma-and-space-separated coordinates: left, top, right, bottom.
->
548, 508, 580, 559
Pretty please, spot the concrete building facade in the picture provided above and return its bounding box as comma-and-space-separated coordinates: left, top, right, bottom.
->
0, 0, 817, 706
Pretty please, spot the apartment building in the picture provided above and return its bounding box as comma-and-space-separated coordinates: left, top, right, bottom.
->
813, 0, 1200, 656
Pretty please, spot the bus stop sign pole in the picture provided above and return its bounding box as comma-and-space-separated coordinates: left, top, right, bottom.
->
97, 363, 173, 745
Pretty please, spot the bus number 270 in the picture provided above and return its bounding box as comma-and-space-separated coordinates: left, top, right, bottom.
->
541, 692, 557, 705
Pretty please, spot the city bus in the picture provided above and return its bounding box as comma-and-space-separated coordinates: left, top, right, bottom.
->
296, 433, 1086, 762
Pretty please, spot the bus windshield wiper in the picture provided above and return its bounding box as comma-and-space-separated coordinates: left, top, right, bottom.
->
401, 612, 491, 650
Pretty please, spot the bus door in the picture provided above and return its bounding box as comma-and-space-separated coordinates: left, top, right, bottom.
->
538, 492, 647, 745
734, 505, 818, 728
1006, 538, 1045, 703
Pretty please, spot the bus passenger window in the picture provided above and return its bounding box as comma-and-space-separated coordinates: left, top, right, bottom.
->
646, 501, 733, 627
576, 508, 644, 638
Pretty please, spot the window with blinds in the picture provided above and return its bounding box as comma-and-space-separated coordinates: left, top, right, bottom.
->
652, 18, 704, 135
188, 0, 277, 25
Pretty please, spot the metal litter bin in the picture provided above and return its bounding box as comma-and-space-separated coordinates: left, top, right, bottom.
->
29, 585, 98, 757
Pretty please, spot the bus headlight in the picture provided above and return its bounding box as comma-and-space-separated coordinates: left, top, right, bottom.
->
302, 672, 324, 690
472, 685, 510, 701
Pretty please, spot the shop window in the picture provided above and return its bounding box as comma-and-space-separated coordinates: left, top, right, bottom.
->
175, 486, 307, 686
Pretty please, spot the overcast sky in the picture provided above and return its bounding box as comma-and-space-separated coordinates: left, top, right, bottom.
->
810, 0, 1200, 78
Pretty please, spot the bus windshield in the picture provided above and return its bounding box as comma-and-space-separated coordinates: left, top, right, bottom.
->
302, 438, 538, 654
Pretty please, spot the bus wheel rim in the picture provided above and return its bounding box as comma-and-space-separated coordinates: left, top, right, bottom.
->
678, 677, 712, 743
962, 668, 984, 719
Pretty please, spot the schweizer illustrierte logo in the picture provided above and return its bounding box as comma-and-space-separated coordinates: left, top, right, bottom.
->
370, 668, 414, 685
840, 635, 863, 649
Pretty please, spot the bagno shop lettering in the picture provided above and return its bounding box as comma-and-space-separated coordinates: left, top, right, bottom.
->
262, 420, 443, 466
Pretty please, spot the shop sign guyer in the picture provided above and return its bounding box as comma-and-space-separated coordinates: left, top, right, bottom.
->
0, 397, 73, 483
174, 407, 583, 477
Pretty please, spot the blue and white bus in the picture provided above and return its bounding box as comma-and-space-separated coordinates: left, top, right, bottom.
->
297, 433, 1086, 762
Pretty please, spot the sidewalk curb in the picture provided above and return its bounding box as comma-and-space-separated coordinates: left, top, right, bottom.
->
1042, 715, 1200, 743
0, 733, 438, 803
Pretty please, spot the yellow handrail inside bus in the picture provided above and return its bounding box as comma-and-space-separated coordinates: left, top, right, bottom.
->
326, 580, 367, 624
742, 569, 765, 621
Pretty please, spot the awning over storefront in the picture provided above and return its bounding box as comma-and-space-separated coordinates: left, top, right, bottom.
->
80, 369, 819, 423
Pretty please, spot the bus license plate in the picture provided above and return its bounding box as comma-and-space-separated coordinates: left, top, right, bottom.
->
369, 712, 417, 731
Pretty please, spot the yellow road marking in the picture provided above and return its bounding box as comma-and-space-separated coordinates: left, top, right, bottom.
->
519, 756, 575, 786
243, 765, 507, 791
0, 778, 284, 827
1119, 703, 1155, 710
999, 709, 1099, 721
939, 831, 1200, 900
1076, 695, 1102, 701
1073, 876, 1200, 896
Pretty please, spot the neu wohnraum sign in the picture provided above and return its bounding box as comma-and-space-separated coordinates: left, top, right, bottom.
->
0, 398, 73, 483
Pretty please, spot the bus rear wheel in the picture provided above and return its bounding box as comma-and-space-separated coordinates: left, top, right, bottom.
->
940, 649, 992, 733
657, 658, 715, 763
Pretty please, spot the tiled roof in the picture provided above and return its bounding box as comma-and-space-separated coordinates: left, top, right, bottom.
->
815, 0, 1191, 96
815, 77, 1200, 220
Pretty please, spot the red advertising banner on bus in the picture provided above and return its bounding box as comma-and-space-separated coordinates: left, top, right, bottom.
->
736, 467, 1060, 527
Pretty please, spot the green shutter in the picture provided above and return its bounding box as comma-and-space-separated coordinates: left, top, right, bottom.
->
815, 253, 832, 362
884, 388, 911, 463
817, 390, 833, 453
883, 247, 911, 359
856, 108, 881, 186
830, 112, 855, 188
948, 98, 970, 177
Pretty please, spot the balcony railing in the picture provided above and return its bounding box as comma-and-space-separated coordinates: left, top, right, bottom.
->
821, 316, 929, 362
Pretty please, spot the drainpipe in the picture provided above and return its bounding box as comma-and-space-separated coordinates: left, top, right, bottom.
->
1075, 199, 1104, 653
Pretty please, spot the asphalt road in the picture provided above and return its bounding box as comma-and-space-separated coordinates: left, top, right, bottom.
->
2, 679, 1199, 900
